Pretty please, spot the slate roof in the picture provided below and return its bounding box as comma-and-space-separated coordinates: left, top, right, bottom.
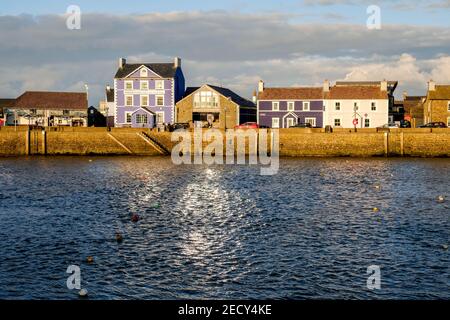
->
13, 91, 88, 110
427, 85, 450, 100
184, 85, 256, 108
326, 86, 389, 99
258, 87, 324, 100
114, 63, 177, 79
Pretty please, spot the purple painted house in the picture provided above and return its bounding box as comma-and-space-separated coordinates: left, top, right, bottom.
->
257, 80, 325, 128
114, 57, 185, 128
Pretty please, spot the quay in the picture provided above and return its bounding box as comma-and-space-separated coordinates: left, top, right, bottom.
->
0, 126, 449, 157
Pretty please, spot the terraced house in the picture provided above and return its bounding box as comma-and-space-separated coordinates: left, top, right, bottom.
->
114, 57, 185, 128
257, 80, 325, 128
423, 80, 450, 127
323, 80, 397, 128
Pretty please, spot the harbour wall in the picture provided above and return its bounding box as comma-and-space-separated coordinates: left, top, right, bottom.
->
0, 127, 449, 157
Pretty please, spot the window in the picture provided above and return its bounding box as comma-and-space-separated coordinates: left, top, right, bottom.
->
193, 91, 219, 108
334, 118, 341, 127
141, 95, 149, 106
30, 109, 37, 115
272, 102, 279, 111
354, 102, 359, 111
125, 95, 133, 106
335, 102, 341, 111
303, 102, 310, 111
155, 80, 164, 90
287, 101, 295, 111
365, 118, 370, 128
156, 111, 164, 124
272, 117, 279, 128
125, 81, 133, 90
305, 117, 316, 127
447, 117, 450, 127
156, 95, 164, 106
448, 102, 450, 111
286, 118, 295, 128
136, 114, 148, 124
140, 81, 148, 90
371, 102, 377, 111
140, 68, 148, 77
125, 112, 132, 123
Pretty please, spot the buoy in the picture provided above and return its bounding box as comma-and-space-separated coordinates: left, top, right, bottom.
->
437, 195, 445, 203
443, 244, 448, 250
86, 256, 94, 264
375, 184, 381, 190
115, 232, 123, 243
373, 207, 379, 212
131, 213, 140, 222
79, 288, 88, 297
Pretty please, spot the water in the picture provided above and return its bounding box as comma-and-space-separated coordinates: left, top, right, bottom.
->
0, 156, 448, 300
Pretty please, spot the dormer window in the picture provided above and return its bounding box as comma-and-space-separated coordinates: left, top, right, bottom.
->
140, 68, 148, 77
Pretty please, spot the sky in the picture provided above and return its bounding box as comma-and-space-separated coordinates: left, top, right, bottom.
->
0, 0, 450, 105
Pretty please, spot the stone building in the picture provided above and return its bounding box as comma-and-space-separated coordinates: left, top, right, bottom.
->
423, 80, 450, 126
175, 84, 256, 129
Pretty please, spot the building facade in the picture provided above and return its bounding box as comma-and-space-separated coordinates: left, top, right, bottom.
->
257, 80, 324, 128
176, 84, 256, 129
3, 91, 87, 127
114, 57, 185, 128
98, 86, 115, 127
323, 80, 397, 128
423, 81, 450, 126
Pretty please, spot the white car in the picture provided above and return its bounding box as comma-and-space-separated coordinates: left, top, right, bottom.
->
378, 123, 399, 129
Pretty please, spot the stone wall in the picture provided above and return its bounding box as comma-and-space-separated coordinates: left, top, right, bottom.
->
0, 127, 449, 157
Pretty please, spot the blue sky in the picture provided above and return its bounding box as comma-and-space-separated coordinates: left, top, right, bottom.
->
1, 0, 449, 26
0, 1, 449, 104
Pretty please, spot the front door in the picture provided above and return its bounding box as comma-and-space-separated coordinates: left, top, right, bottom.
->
286, 118, 295, 128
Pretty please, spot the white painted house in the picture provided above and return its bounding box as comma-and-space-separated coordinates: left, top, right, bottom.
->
323, 80, 397, 128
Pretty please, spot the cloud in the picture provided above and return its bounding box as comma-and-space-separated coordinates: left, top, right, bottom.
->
0, 11, 449, 103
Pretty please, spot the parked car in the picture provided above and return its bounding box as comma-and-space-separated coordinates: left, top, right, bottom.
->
169, 123, 190, 131
234, 122, 259, 129
400, 120, 411, 128
377, 123, 399, 129
419, 122, 448, 128
291, 123, 312, 128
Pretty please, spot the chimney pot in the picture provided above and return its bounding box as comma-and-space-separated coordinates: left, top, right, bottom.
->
381, 79, 388, 91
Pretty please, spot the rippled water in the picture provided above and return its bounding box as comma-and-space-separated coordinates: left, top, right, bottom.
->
0, 157, 448, 300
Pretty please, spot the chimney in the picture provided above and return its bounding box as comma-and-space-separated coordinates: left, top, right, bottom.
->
252, 90, 257, 103
258, 80, 264, 93
323, 79, 330, 92
174, 57, 181, 68
428, 79, 436, 91
119, 58, 126, 69
381, 79, 388, 91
